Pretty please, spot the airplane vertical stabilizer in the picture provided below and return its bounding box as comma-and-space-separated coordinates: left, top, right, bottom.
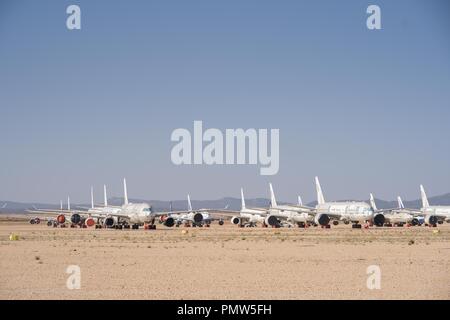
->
123, 178, 129, 205
370, 193, 377, 211
397, 196, 404, 209
269, 183, 278, 208
187, 194, 193, 211
68, 196, 71, 211
420, 185, 430, 208
315, 177, 325, 205
298, 196, 303, 206
240, 188, 246, 210
104, 185, 108, 206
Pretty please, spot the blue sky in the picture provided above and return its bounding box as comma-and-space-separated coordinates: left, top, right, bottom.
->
0, 0, 449, 203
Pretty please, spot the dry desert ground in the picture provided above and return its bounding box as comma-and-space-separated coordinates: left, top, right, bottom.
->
0, 217, 449, 299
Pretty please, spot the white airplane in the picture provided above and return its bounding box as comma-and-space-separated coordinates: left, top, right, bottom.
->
96, 178, 173, 229
369, 193, 416, 227
315, 177, 385, 228
420, 185, 450, 225
163, 195, 205, 227
267, 183, 319, 228
27, 179, 170, 230
230, 188, 269, 227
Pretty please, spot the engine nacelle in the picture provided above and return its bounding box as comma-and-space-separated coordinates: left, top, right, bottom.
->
104, 216, 116, 227
231, 216, 241, 225
373, 213, 385, 227
314, 213, 330, 226
425, 215, 438, 225
29, 218, 36, 224
411, 218, 420, 226
84, 217, 95, 227
193, 213, 203, 223
265, 215, 279, 226
70, 213, 81, 224
163, 217, 175, 227
57, 214, 66, 224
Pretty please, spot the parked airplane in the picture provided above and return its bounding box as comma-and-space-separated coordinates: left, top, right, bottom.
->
27, 179, 171, 230
230, 188, 269, 227
369, 193, 415, 227
315, 177, 385, 228
420, 185, 450, 225
268, 183, 319, 228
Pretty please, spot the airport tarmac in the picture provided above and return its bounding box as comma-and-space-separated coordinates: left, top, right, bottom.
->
0, 219, 449, 300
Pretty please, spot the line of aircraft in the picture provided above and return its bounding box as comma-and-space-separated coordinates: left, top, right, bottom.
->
230, 178, 450, 229
27, 179, 226, 229
25, 177, 450, 230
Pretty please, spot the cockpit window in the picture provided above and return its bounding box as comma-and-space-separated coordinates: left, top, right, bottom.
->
143, 207, 152, 212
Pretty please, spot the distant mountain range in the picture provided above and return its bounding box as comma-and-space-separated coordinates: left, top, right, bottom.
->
2, 193, 450, 214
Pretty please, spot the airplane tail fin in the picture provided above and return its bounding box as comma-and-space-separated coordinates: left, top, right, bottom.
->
315, 176, 325, 205
397, 196, 404, 209
240, 188, 246, 210
104, 185, 108, 206
269, 183, 278, 208
60, 200, 63, 211
67, 196, 71, 211
123, 178, 129, 205
90, 186, 94, 209
298, 196, 303, 206
187, 194, 193, 211
420, 185, 430, 208
369, 193, 377, 211
170, 201, 173, 212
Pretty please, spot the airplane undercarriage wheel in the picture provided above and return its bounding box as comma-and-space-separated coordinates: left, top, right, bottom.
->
438, 221, 443, 225
205, 224, 210, 227
352, 224, 362, 229
124, 225, 130, 229
332, 221, 339, 226
131, 224, 139, 230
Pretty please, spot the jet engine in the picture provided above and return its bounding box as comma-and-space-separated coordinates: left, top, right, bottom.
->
163, 217, 175, 227
193, 213, 203, 223
373, 213, 385, 227
104, 216, 117, 227
231, 216, 241, 225
314, 213, 330, 226
70, 213, 81, 224
411, 218, 420, 226
265, 215, 279, 226
425, 215, 438, 226
84, 217, 95, 227
56, 214, 66, 224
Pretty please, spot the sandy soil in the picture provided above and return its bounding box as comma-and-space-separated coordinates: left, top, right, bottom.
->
0, 220, 449, 300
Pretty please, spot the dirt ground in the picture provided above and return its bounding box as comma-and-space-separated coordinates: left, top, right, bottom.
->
0, 219, 449, 300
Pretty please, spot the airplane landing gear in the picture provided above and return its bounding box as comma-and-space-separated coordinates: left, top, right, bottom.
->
352, 224, 362, 229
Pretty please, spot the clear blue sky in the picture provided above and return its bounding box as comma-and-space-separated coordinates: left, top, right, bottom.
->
1, 0, 449, 203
